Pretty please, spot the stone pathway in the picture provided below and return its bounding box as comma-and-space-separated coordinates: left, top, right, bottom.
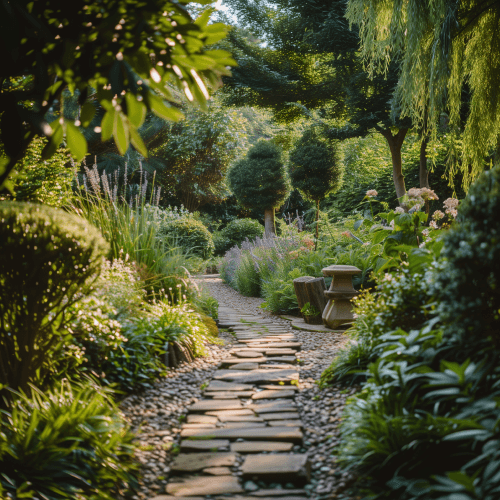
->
127, 275, 358, 500
121, 276, 354, 500
155, 306, 310, 500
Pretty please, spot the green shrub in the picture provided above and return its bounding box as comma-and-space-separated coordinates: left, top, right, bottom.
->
161, 218, 215, 259
0, 202, 109, 395
216, 218, 264, 255
433, 166, 500, 344
335, 166, 500, 500
0, 379, 137, 500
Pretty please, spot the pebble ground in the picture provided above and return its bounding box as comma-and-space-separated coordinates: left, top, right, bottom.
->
120, 275, 358, 500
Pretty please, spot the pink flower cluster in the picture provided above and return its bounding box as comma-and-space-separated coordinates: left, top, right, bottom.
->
443, 198, 459, 219
366, 190, 378, 198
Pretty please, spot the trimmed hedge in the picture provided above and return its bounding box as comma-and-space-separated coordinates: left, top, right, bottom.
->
0, 202, 109, 395
161, 218, 214, 258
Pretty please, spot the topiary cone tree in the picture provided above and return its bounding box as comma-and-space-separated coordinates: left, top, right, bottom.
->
289, 129, 343, 241
228, 140, 291, 237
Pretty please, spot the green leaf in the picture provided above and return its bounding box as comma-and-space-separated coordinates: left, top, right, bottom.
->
65, 121, 87, 161
125, 94, 147, 128
101, 109, 115, 142
147, 93, 183, 122
80, 103, 96, 128
129, 126, 148, 157
114, 112, 129, 155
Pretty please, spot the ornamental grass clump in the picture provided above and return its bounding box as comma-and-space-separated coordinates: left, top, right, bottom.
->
0, 378, 137, 500
0, 202, 109, 397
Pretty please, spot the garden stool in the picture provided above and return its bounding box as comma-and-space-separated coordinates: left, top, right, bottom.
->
322, 265, 362, 329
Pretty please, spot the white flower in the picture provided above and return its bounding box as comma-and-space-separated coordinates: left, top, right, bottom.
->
394, 206, 405, 214
443, 197, 459, 210
432, 210, 445, 220
366, 189, 378, 197
429, 220, 438, 229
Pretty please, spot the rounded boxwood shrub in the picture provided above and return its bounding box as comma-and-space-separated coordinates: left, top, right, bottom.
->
216, 218, 264, 255
162, 218, 214, 259
0, 202, 109, 396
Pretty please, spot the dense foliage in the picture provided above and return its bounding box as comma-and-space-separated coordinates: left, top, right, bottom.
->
322, 166, 500, 500
0, 202, 109, 395
0, 0, 235, 187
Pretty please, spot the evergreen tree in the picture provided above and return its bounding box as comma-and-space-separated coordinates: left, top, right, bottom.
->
228, 140, 290, 236
289, 128, 343, 240
222, 0, 415, 203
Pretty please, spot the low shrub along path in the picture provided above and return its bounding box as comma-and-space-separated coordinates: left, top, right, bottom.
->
125, 275, 357, 500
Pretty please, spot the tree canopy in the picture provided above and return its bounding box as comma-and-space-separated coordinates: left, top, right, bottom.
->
0, 0, 235, 189
221, 0, 414, 201
346, 0, 500, 188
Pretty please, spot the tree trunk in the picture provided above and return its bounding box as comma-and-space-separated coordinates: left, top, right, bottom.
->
264, 208, 275, 237
419, 135, 430, 188
380, 128, 409, 203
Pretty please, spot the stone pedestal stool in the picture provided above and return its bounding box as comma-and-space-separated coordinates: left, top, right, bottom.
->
321, 265, 362, 329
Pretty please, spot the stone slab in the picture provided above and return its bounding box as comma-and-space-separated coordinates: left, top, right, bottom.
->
180, 439, 230, 451
204, 391, 254, 398
259, 364, 297, 370
265, 357, 297, 364
205, 380, 254, 392
181, 423, 216, 429
217, 415, 264, 423
228, 362, 260, 370
234, 351, 265, 358
268, 420, 304, 427
221, 357, 268, 365
250, 403, 297, 414
261, 412, 300, 420
230, 348, 297, 356
223, 422, 267, 428
181, 426, 303, 443
205, 409, 255, 417
240, 343, 301, 351
187, 415, 218, 424
241, 454, 310, 483
166, 476, 244, 496
213, 369, 299, 385
204, 466, 233, 475
260, 385, 298, 391
189, 400, 242, 412
230, 441, 294, 453
252, 390, 295, 400
171, 452, 236, 472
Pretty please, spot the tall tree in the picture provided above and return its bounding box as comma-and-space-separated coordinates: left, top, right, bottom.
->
346, 0, 500, 189
0, 0, 235, 189
289, 128, 343, 240
221, 0, 413, 203
228, 140, 290, 236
